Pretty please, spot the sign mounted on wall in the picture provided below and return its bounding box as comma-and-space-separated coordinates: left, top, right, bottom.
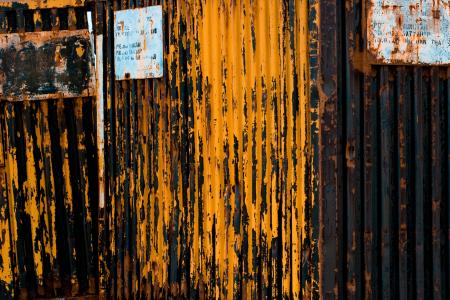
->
0, 30, 95, 101
114, 6, 163, 80
367, 0, 450, 65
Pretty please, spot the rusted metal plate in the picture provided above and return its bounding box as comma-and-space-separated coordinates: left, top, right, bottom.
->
114, 6, 163, 80
0, 0, 85, 10
0, 30, 95, 101
368, 0, 450, 64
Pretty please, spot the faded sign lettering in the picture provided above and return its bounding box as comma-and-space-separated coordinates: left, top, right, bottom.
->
114, 6, 163, 79
368, 0, 450, 64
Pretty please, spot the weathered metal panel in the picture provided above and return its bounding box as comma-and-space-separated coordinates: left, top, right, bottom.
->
368, 0, 450, 64
319, 0, 450, 299
0, 0, 85, 10
0, 4, 99, 299
1, 99, 99, 299
0, 30, 95, 101
99, 0, 316, 299
114, 6, 163, 79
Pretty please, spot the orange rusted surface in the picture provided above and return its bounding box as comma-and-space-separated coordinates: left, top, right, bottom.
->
367, 0, 450, 64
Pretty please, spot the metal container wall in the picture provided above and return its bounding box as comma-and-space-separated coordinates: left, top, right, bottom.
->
319, 1, 450, 299
0, 4, 99, 299
0, 0, 446, 299
98, 0, 318, 298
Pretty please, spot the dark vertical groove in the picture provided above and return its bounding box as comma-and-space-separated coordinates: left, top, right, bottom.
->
179, 5, 190, 297
392, 68, 399, 300
83, 98, 99, 290
424, 69, 433, 300
318, 0, 341, 298
397, 66, 413, 300
414, 67, 426, 300
407, 67, 417, 299
380, 66, 394, 299
308, 0, 320, 297
22, 103, 42, 296
64, 101, 89, 293
358, 72, 365, 300
430, 68, 445, 300
13, 103, 35, 295
344, 0, 363, 293
105, 0, 117, 296
48, 101, 70, 292
445, 70, 450, 300
363, 69, 379, 300
339, 0, 347, 298
375, 67, 383, 300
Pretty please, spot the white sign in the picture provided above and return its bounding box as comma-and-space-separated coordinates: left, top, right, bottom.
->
114, 6, 163, 79
368, 0, 450, 64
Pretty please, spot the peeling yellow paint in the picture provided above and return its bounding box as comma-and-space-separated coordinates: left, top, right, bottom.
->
104, 0, 315, 298
38, 102, 58, 281
22, 102, 44, 286
0, 0, 85, 9
0, 0, 316, 298
0, 120, 13, 295
4, 104, 19, 299
0, 2, 99, 297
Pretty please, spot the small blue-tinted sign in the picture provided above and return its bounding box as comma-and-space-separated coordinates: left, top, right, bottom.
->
114, 6, 163, 79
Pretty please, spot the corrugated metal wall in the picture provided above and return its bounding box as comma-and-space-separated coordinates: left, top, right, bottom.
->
319, 1, 450, 299
98, 0, 318, 298
3, 0, 448, 299
0, 4, 99, 299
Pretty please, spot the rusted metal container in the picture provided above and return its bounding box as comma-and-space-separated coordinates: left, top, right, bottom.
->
3, 0, 448, 299
97, 0, 318, 299
0, 1, 99, 299
319, 1, 449, 299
